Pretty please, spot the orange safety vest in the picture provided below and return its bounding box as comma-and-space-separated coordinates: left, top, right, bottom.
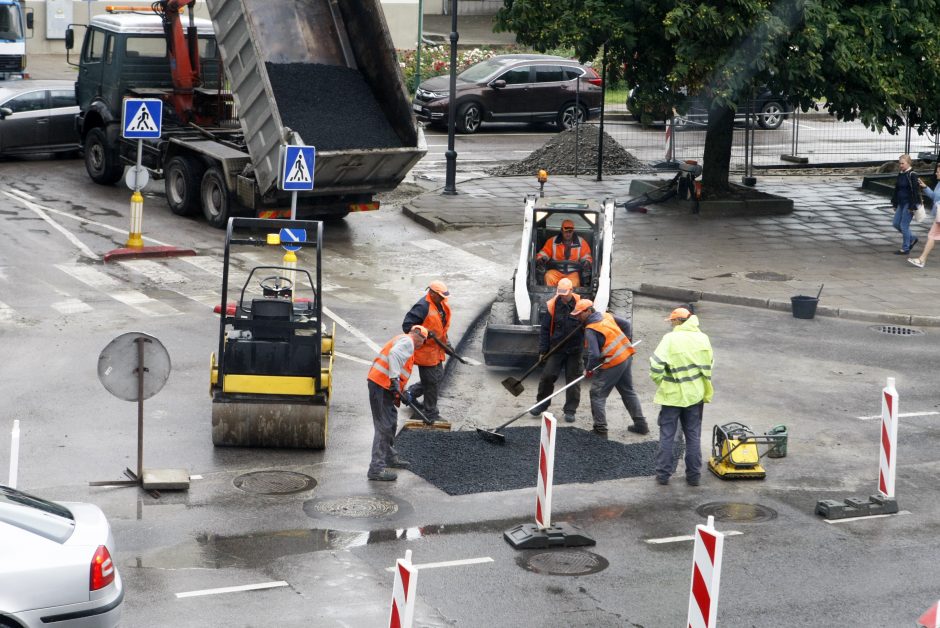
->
367, 335, 415, 391
546, 293, 581, 336
586, 313, 635, 369
413, 294, 451, 367
536, 235, 593, 272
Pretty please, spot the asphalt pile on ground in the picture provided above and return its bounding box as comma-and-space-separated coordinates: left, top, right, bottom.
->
265, 63, 402, 151
488, 125, 653, 177
395, 426, 680, 496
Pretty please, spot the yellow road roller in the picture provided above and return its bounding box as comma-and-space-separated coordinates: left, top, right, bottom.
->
210, 218, 334, 448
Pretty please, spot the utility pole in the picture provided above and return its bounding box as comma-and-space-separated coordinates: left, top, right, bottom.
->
443, 0, 459, 195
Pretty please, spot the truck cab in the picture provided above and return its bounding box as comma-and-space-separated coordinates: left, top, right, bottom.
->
0, 0, 33, 79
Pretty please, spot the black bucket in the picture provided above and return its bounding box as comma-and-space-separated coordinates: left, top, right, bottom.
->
791, 295, 818, 319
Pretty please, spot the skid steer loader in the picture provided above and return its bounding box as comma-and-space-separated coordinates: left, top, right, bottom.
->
482, 195, 633, 367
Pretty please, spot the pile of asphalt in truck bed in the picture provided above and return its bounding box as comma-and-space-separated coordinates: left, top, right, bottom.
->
265, 63, 402, 151
488, 125, 652, 177
394, 426, 680, 496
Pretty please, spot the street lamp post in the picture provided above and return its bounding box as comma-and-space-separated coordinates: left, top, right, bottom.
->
414, 0, 424, 92
442, 0, 459, 195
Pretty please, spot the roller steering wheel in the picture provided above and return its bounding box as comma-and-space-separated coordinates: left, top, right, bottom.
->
259, 275, 293, 297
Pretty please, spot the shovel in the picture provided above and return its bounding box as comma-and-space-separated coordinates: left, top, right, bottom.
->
477, 375, 587, 444
501, 324, 585, 397
400, 391, 435, 426
428, 331, 478, 366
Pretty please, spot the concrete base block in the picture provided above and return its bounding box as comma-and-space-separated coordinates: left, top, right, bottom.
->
815, 494, 899, 520
504, 522, 596, 550
142, 468, 191, 490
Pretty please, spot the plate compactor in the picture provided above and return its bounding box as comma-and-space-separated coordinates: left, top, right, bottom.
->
708, 422, 787, 480
210, 218, 334, 449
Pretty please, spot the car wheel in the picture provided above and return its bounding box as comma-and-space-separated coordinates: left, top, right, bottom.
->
84, 127, 123, 185
165, 155, 204, 216
456, 102, 482, 134
200, 166, 233, 229
757, 100, 785, 130
557, 103, 586, 131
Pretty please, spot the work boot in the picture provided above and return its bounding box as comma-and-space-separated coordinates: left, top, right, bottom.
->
564, 413, 576, 423
367, 469, 397, 481
627, 419, 649, 435
592, 425, 608, 437
655, 476, 669, 486
388, 457, 410, 469
686, 476, 701, 487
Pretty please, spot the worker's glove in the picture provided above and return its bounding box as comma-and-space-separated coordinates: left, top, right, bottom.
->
392, 391, 401, 408
536, 258, 547, 272
584, 369, 595, 379
580, 258, 592, 269
388, 378, 400, 394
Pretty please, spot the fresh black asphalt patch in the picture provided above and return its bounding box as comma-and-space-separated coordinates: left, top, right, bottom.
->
394, 426, 682, 496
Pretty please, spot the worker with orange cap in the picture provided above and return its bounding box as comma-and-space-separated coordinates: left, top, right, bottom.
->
401, 280, 452, 423
649, 305, 713, 486
535, 218, 593, 287
530, 277, 583, 422
570, 299, 647, 436
366, 325, 429, 481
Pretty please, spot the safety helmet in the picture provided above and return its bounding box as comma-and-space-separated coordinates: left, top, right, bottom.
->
555, 278, 574, 296
410, 325, 429, 338
666, 307, 691, 322
570, 299, 594, 317
561, 219, 575, 230
428, 280, 450, 297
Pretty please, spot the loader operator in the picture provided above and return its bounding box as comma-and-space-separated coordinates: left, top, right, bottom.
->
366, 325, 429, 482
536, 219, 593, 287
571, 300, 648, 437
530, 278, 583, 423
402, 281, 451, 424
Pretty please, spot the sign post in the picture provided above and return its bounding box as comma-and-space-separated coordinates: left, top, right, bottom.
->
121, 98, 162, 249
280, 145, 316, 219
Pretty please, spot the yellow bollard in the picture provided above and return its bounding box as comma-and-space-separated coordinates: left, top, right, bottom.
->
126, 189, 144, 249
283, 250, 297, 299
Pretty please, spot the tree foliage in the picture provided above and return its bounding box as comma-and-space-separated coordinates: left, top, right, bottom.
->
495, 0, 940, 188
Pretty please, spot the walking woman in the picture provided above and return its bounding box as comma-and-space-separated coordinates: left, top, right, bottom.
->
909, 162, 940, 268
892, 154, 921, 255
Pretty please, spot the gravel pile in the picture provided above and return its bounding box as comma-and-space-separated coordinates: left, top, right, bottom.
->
488, 125, 653, 177
395, 426, 681, 496
265, 63, 402, 151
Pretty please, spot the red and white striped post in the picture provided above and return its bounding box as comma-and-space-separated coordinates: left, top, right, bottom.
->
879, 377, 899, 499
687, 515, 724, 628
535, 412, 558, 530
388, 549, 417, 628
918, 601, 940, 628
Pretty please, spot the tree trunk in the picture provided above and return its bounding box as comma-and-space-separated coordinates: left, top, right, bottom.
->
701, 102, 736, 191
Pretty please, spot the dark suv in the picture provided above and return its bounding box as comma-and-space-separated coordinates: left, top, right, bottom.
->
627, 85, 792, 130
412, 54, 603, 134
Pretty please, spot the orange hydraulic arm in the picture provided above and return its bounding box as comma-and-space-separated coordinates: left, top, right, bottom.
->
156, 0, 201, 123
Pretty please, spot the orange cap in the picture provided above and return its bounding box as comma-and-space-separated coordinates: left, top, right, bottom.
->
666, 307, 691, 321
570, 299, 594, 316
555, 278, 574, 296
410, 325, 429, 338
428, 280, 450, 297
561, 219, 575, 229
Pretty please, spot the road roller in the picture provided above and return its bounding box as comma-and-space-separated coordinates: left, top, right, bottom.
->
210, 217, 334, 448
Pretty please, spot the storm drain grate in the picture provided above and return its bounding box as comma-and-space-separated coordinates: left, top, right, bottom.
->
744, 271, 792, 282
233, 471, 317, 495
696, 502, 777, 523
523, 551, 609, 576
871, 325, 925, 336
307, 496, 399, 519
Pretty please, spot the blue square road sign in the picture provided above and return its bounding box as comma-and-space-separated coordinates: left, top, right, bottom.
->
281, 145, 316, 192
122, 99, 163, 139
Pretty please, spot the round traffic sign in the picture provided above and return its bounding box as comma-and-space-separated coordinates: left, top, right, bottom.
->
125, 165, 150, 191
97, 332, 171, 402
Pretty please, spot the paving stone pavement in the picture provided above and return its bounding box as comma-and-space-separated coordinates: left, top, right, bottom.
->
403, 173, 940, 326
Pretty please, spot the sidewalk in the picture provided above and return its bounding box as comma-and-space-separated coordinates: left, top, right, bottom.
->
403, 174, 940, 326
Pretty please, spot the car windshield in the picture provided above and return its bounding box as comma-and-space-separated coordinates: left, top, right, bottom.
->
0, 5, 23, 41
0, 485, 75, 544
458, 59, 510, 82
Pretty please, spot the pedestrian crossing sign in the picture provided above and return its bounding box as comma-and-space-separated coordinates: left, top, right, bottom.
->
281, 145, 315, 191
122, 98, 163, 139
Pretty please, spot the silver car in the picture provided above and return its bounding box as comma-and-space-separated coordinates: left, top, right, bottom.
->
0, 80, 81, 156
0, 485, 123, 627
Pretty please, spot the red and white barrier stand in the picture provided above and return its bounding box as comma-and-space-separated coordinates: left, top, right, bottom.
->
918, 601, 940, 628
388, 549, 417, 628
687, 515, 724, 628
816, 376, 900, 519
504, 413, 595, 549
8, 419, 19, 489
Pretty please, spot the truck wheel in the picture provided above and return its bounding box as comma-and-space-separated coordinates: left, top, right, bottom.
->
201, 167, 232, 229
456, 102, 482, 134
84, 127, 123, 185
609, 288, 634, 324
165, 156, 204, 216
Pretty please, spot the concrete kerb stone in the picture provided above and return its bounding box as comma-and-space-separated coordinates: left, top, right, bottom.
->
836, 308, 912, 326
699, 291, 769, 309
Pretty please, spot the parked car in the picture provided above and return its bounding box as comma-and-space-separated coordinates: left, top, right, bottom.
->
0, 484, 123, 627
412, 54, 603, 134
0, 80, 81, 157
627, 85, 792, 130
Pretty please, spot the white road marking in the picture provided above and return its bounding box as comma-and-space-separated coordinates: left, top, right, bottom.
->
646, 531, 743, 544
2, 191, 98, 260
111, 291, 183, 317
175, 581, 289, 599
187, 292, 223, 309
824, 510, 911, 524
856, 411, 939, 421
384, 556, 494, 572
51, 298, 93, 315
56, 263, 121, 289
180, 255, 225, 276
189, 475, 203, 480
322, 305, 381, 354
118, 259, 190, 284
334, 351, 373, 366
0, 300, 18, 324
6, 188, 35, 200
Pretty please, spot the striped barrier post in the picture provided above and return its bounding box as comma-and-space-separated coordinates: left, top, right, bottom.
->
918, 601, 940, 628
687, 515, 724, 628
535, 412, 557, 530
879, 377, 899, 499
388, 549, 417, 628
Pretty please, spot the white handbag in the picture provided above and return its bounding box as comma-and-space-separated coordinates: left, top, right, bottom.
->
914, 203, 927, 223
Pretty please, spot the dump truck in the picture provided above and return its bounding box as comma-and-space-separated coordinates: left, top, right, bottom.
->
66, 0, 425, 228
0, 0, 32, 79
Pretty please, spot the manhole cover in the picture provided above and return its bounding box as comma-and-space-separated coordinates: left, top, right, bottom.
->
308, 496, 399, 519
744, 271, 792, 282
233, 471, 317, 495
871, 325, 925, 336
523, 551, 609, 576
696, 502, 777, 523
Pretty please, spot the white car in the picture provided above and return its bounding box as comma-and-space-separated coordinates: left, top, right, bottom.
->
0, 485, 123, 627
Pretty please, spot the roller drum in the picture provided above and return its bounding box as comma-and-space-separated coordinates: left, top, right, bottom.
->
212, 399, 328, 449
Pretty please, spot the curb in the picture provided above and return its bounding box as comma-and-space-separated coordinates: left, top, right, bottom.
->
636, 283, 940, 327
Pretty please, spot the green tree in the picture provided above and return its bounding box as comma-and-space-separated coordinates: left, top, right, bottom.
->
496, 0, 940, 190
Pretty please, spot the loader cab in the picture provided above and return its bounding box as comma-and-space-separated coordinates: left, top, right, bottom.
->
530, 198, 604, 294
